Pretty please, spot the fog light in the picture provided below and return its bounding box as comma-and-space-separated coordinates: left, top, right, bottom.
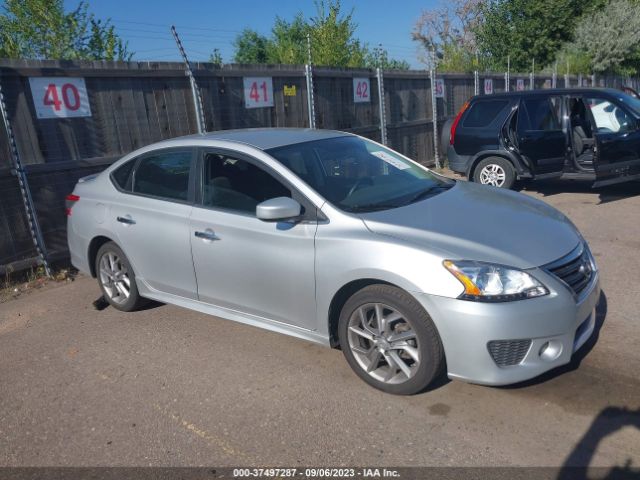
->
539, 340, 563, 362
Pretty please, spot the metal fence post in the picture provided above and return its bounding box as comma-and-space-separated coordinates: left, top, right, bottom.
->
565, 73, 570, 88
552, 72, 557, 88
304, 64, 316, 129
591, 74, 596, 87
430, 69, 441, 169
474, 70, 479, 95
376, 68, 388, 145
529, 71, 534, 90
0, 74, 51, 277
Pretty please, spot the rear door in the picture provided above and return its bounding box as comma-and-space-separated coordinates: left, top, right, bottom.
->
110, 148, 198, 299
516, 95, 567, 175
584, 95, 640, 187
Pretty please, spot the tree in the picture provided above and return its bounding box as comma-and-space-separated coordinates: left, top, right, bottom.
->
209, 48, 223, 65
233, 29, 270, 64
308, 0, 367, 67
365, 47, 410, 70
0, 0, 132, 60
474, 0, 593, 72
412, 0, 483, 72
267, 14, 308, 64
569, 0, 640, 74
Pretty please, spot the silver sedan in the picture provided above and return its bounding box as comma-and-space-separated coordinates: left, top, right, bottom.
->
67, 128, 600, 394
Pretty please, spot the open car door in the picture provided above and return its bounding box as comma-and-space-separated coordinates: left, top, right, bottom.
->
586, 95, 640, 187
516, 96, 567, 176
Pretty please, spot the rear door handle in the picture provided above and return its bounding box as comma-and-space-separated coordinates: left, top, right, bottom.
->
195, 229, 220, 241
116, 216, 136, 225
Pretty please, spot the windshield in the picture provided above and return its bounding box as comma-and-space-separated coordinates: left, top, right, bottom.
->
615, 91, 640, 116
267, 136, 454, 213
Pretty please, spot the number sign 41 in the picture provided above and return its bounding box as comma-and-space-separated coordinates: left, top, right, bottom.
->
29, 77, 92, 118
243, 77, 274, 108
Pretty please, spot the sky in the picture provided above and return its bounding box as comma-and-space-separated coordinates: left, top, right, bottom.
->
64, 0, 439, 68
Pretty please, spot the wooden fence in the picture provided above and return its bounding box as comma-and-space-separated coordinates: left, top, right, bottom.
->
0, 58, 637, 274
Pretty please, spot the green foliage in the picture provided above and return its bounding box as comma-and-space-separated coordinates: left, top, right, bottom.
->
0, 0, 132, 60
364, 48, 411, 70
232, 0, 408, 68
209, 48, 223, 65
233, 29, 269, 64
475, 0, 588, 72
569, 0, 640, 74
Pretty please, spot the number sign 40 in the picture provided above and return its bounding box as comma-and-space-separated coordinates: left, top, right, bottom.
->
29, 77, 91, 118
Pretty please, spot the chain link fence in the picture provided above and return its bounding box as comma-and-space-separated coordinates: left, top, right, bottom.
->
1, 58, 638, 275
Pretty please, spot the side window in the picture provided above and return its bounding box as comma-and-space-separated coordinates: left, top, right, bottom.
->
520, 97, 561, 131
202, 153, 291, 214
133, 150, 192, 201
585, 97, 634, 133
462, 100, 509, 127
111, 160, 135, 191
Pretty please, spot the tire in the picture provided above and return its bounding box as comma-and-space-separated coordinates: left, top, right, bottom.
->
95, 241, 146, 312
440, 118, 453, 163
337, 284, 445, 395
472, 156, 516, 189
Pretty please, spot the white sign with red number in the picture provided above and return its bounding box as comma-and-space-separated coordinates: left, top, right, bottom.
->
353, 77, 370, 103
516, 78, 525, 91
434, 79, 445, 98
243, 77, 274, 108
29, 77, 91, 119
484, 78, 493, 95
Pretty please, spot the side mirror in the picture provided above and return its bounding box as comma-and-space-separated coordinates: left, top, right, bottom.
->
256, 197, 301, 222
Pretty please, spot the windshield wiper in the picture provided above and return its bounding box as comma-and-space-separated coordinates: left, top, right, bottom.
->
405, 184, 452, 205
346, 203, 401, 213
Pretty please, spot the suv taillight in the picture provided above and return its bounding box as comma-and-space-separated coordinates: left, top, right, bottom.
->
65, 194, 80, 216
450, 101, 470, 146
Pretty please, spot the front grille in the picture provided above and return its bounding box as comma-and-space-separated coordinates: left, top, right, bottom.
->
487, 339, 532, 367
545, 245, 594, 296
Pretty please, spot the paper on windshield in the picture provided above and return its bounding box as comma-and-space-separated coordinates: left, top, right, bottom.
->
370, 151, 411, 170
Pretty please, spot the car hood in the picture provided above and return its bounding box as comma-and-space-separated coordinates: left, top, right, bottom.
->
359, 181, 580, 269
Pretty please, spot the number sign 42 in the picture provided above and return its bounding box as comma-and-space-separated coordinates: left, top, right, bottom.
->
29, 77, 91, 118
353, 78, 370, 103
243, 77, 274, 108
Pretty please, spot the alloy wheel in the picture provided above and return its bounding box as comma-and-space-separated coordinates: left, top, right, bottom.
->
479, 164, 506, 187
98, 251, 131, 305
347, 303, 420, 384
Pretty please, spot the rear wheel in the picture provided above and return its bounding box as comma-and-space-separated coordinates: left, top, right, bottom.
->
95, 242, 146, 312
472, 156, 516, 189
338, 284, 445, 395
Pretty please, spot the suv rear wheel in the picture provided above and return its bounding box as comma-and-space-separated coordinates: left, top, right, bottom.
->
472, 157, 516, 189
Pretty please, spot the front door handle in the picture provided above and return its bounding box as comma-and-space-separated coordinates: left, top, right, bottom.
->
116, 216, 136, 225
195, 229, 220, 241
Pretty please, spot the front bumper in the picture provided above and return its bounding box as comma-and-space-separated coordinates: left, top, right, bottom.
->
414, 269, 601, 386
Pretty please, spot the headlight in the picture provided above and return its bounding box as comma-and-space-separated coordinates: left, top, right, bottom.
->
443, 260, 549, 302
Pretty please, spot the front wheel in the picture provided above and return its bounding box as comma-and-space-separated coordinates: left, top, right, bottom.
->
338, 285, 445, 395
472, 157, 516, 189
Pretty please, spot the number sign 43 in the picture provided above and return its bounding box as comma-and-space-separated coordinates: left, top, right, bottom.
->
29, 77, 91, 118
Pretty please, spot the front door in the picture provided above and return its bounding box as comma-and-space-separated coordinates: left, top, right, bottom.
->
516, 95, 567, 175
189, 150, 318, 330
584, 95, 640, 187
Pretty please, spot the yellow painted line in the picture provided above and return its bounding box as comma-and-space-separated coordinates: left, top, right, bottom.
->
153, 403, 251, 461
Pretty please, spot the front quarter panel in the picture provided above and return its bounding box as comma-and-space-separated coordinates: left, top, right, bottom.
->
313, 206, 464, 337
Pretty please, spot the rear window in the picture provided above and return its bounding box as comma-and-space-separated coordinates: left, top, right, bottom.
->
520, 97, 562, 131
462, 100, 509, 127
133, 150, 192, 201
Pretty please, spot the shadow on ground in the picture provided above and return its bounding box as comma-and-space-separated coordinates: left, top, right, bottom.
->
518, 178, 639, 204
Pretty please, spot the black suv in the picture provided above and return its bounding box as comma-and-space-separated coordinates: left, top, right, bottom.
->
445, 88, 640, 189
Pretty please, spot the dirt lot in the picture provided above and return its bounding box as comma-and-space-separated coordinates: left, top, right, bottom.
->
0, 178, 639, 471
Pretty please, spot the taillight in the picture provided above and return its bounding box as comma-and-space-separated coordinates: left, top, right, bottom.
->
65, 194, 80, 216
450, 101, 470, 146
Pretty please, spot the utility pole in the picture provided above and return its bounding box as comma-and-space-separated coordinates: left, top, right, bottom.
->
430, 46, 441, 169
305, 32, 316, 129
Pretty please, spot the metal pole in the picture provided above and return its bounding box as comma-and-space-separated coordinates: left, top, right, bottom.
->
376, 67, 387, 145
430, 47, 441, 169
552, 62, 557, 88
530, 58, 535, 90
0, 74, 51, 277
305, 33, 316, 129
171, 25, 206, 134
474, 70, 479, 95
505, 55, 510, 92
591, 73, 596, 87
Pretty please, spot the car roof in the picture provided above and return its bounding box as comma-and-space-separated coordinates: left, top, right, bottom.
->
176, 128, 350, 150
470, 87, 623, 101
